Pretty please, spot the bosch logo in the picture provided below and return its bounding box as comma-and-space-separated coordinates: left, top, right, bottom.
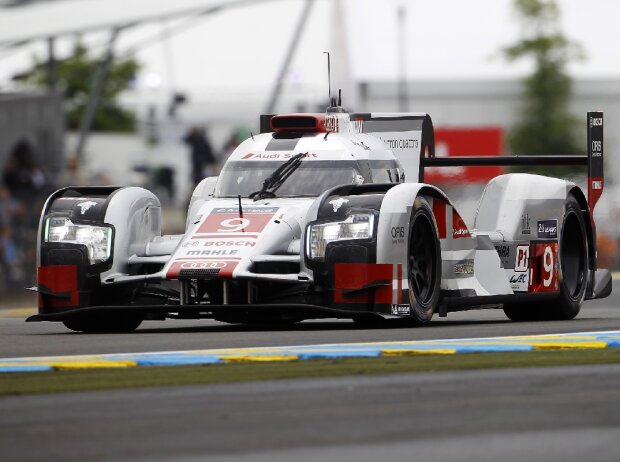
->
179, 261, 226, 269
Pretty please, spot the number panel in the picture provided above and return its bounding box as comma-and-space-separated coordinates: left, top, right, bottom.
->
530, 242, 559, 293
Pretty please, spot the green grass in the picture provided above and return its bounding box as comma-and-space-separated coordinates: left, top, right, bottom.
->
2, 348, 620, 397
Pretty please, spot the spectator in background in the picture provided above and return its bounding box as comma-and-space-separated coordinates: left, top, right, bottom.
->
183, 126, 216, 186
222, 126, 251, 159
3, 140, 46, 201
1, 141, 48, 290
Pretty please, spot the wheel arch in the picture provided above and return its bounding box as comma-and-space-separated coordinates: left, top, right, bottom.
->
567, 186, 595, 272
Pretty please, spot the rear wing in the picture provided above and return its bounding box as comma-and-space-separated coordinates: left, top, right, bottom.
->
420, 112, 604, 212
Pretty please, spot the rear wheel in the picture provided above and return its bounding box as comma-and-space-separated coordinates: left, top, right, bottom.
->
504, 195, 588, 321
550, 195, 588, 319
407, 197, 441, 326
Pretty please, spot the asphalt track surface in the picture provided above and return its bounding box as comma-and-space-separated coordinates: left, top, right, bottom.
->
0, 282, 619, 461
0, 280, 618, 358
1, 364, 619, 462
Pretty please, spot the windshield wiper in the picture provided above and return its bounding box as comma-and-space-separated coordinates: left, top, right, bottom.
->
249, 152, 307, 201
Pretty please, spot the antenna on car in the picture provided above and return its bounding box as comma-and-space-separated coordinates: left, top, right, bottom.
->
338, 89, 342, 107
323, 51, 331, 105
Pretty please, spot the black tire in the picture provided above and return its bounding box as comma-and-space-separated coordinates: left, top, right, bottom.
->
503, 302, 541, 322
504, 194, 588, 321
550, 194, 588, 319
407, 197, 441, 326
63, 314, 142, 333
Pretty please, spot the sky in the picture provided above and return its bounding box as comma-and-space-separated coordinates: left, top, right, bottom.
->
0, 0, 618, 104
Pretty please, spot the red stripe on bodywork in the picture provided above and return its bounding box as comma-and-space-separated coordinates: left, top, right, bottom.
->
432, 199, 447, 239
452, 209, 471, 238
397, 263, 403, 303
37, 265, 79, 308
588, 176, 604, 213
334, 263, 393, 304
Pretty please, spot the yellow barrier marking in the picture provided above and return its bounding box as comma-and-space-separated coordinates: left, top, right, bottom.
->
532, 341, 608, 350
611, 271, 620, 281
0, 307, 37, 318
222, 355, 298, 363
186, 348, 289, 356
381, 349, 457, 356
51, 361, 137, 370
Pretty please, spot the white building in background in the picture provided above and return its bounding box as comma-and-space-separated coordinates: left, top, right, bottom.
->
357, 79, 620, 183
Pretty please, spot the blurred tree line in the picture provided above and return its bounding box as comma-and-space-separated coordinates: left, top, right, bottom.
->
14, 41, 139, 132
503, 0, 584, 158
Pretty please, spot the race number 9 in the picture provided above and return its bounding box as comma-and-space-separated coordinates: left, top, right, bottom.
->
542, 246, 554, 287
217, 218, 250, 232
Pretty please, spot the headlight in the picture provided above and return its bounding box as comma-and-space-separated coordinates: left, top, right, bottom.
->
306, 213, 374, 260
45, 217, 112, 265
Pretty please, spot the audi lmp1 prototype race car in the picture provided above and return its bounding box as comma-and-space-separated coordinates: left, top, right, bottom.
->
28, 106, 612, 332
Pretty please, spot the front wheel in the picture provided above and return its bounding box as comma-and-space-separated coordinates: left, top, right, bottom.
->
407, 197, 441, 326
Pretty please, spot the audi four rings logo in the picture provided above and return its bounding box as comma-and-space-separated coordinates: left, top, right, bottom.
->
180, 261, 226, 269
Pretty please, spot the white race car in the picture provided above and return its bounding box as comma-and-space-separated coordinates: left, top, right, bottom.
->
28, 106, 611, 332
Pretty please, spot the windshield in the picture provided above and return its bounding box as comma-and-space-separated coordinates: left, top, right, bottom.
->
215, 160, 363, 198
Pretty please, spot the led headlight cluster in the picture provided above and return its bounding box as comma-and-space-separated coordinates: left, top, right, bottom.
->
306, 213, 374, 260
45, 217, 112, 265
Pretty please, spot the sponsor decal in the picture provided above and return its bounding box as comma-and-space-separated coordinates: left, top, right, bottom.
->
452, 209, 471, 239
521, 214, 531, 235
186, 249, 239, 256
182, 240, 201, 248
391, 226, 405, 238
391, 304, 411, 315
454, 261, 474, 275
166, 260, 239, 279
382, 139, 420, 150
495, 245, 510, 259
590, 117, 603, 127
592, 180, 603, 190
329, 197, 349, 212
509, 272, 529, 292
241, 153, 318, 160
203, 240, 256, 247
510, 273, 527, 284
515, 245, 529, 272
391, 226, 405, 245
77, 201, 98, 215
180, 261, 227, 270
537, 220, 558, 239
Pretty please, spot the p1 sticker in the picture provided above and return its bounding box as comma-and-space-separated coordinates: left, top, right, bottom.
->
515, 245, 529, 272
